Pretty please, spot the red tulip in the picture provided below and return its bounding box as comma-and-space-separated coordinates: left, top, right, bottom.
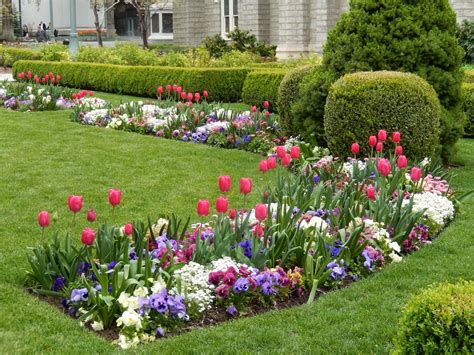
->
26, 71, 32, 79
366, 186, 376, 201
81, 228, 95, 246
49, 71, 53, 79
68, 195, 83, 213
86, 209, 96, 222
263, 101, 269, 108
157, 86, 163, 94
376, 142, 383, 153
378, 130, 387, 142
267, 156, 277, 170
351, 143, 360, 155
166, 84, 172, 92
240, 178, 252, 195
253, 224, 264, 237
88, 91, 93, 97
181, 92, 187, 100
187, 92, 193, 102
392, 131, 401, 143
264, 110, 270, 117
216, 196, 228, 213
259, 160, 268, 173
229, 208, 236, 220
397, 155, 408, 169
410, 167, 422, 182
56, 75, 61, 82
172, 84, 178, 91
197, 199, 210, 217
177, 86, 182, 94
17, 72, 24, 80
203, 90, 208, 98
281, 154, 292, 167
34, 74, 39, 82
290, 146, 300, 159
251, 106, 257, 113
368, 135, 377, 147
377, 158, 391, 177
194, 92, 201, 102
37, 211, 50, 228
108, 189, 121, 207
395, 145, 403, 156
41, 77, 47, 84
124, 223, 133, 236
218, 175, 231, 193
255, 204, 267, 221
276, 146, 286, 159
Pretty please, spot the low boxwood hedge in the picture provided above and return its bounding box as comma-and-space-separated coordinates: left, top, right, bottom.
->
324, 71, 442, 159
241, 69, 287, 111
462, 83, 474, 137
0, 47, 40, 67
394, 280, 474, 354
464, 69, 474, 83
13, 60, 251, 102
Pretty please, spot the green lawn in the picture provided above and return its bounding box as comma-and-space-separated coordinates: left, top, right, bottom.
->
0, 105, 473, 354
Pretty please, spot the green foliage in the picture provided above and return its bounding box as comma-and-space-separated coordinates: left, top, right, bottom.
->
13, 60, 251, 102
464, 69, 474, 83
241, 70, 287, 110
394, 280, 474, 354
39, 43, 70, 62
0, 46, 40, 67
76, 46, 125, 65
324, 71, 442, 159
462, 83, 474, 136
113, 42, 159, 66
277, 65, 315, 135
294, 0, 464, 161
456, 20, 474, 64
202, 34, 231, 59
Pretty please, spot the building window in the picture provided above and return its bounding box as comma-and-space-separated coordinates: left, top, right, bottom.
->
150, 11, 173, 39
222, 0, 238, 37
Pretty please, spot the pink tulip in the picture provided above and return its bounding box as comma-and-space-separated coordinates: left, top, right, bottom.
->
392, 131, 401, 143
281, 154, 292, 167
68, 195, 83, 213
166, 84, 172, 92
368, 136, 377, 147
251, 106, 257, 113
259, 160, 268, 173
255, 204, 267, 221
376, 142, 383, 153
81, 228, 95, 246
290, 146, 300, 159
263, 101, 270, 108
124, 223, 133, 236
86, 209, 96, 222
157, 86, 163, 94
218, 175, 231, 193
216, 196, 228, 214
187, 92, 193, 102
194, 92, 201, 102
203, 90, 208, 98
377, 158, 391, 177
366, 186, 376, 201
395, 145, 403, 156
37, 211, 50, 228
276, 146, 286, 159
240, 178, 252, 195
351, 143, 360, 155
410, 167, 422, 182
197, 200, 210, 217
253, 224, 264, 237
378, 130, 387, 142
267, 157, 277, 170
397, 155, 408, 169
229, 208, 236, 220
108, 189, 121, 207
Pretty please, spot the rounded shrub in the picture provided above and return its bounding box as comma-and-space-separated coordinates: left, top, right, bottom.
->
394, 280, 474, 354
462, 83, 474, 137
241, 69, 287, 111
324, 71, 441, 159
277, 65, 314, 135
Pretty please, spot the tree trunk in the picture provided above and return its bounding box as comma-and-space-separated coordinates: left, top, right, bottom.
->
138, 6, 148, 48
92, 3, 103, 47
1, 0, 15, 41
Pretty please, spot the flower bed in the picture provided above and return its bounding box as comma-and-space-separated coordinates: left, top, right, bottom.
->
26, 130, 459, 349
0, 71, 107, 112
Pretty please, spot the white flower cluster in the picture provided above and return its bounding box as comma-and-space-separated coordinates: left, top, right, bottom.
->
83, 109, 109, 124
78, 97, 108, 111
406, 192, 455, 226
172, 261, 214, 313
342, 160, 367, 178
0, 88, 6, 96
364, 219, 402, 263
299, 216, 328, 232
196, 120, 230, 134
210, 256, 244, 272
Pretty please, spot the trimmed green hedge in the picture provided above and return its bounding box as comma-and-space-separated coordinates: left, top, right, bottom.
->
462, 83, 474, 137
241, 69, 287, 111
324, 71, 442, 159
464, 69, 474, 83
394, 280, 474, 354
0, 47, 40, 67
13, 60, 251, 102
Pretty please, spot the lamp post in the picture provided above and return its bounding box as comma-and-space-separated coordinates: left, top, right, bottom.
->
49, 0, 55, 42
69, 0, 78, 55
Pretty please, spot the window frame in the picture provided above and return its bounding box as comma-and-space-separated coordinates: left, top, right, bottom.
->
149, 10, 173, 40
221, 0, 239, 39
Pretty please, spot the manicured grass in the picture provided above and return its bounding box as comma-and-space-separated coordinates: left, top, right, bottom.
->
0, 105, 472, 353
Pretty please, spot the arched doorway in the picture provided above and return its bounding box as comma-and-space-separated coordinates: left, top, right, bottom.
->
114, 1, 139, 37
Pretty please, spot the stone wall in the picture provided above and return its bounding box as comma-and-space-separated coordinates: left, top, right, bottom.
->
449, 0, 474, 22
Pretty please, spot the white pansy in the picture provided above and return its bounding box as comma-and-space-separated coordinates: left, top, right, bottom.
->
118, 292, 131, 308
117, 334, 140, 350
116, 310, 142, 331
151, 277, 167, 294
389, 252, 403, 263
388, 241, 401, 253
91, 321, 104, 331
133, 287, 148, 298
299, 216, 328, 232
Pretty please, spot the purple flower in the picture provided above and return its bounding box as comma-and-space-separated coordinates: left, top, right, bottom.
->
52, 276, 65, 291
233, 277, 249, 293
313, 175, 320, 184
70, 288, 88, 303
226, 305, 238, 316
107, 260, 117, 270
261, 281, 277, 296
149, 294, 168, 313
156, 327, 165, 337
326, 261, 346, 280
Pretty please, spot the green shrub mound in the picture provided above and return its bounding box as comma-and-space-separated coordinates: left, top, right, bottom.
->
464, 69, 474, 83
293, 0, 464, 161
394, 280, 474, 354
0, 47, 40, 67
462, 83, 474, 136
456, 20, 474, 64
277, 65, 315, 134
324, 71, 441, 159
241, 70, 287, 111
13, 60, 251, 102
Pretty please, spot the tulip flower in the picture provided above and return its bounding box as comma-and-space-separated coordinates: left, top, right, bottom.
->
68, 195, 83, 214
259, 160, 268, 173
240, 178, 252, 195
377, 158, 391, 177
81, 228, 95, 246
351, 143, 360, 155
108, 189, 121, 207
203, 90, 208, 98
216, 196, 229, 214
253, 224, 264, 237
395, 145, 403, 156
177, 86, 182, 94
376, 142, 383, 153
172, 84, 178, 91
197, 199, 210, 217
218, 175, 231, 193
251, 106, 257, 113
265, 110, 270, 117
281, 154, 292, 167
267, 157, 277, 170
366, 186, 376, 201
86, 209, 97, 222
56, 75, 61, 82
26, 71, 32, 79
229, 208, 236, 220
255, 204, 267, 221
181, 92, 187, 100
410, 167, 422, 182
194, 92, 201, 102
290, 146, 300, 159
37, 210, 50, 228
276, 146, 286, 159
397, 155, 408, 169
263, 101, 270, 108
157, 86, 163, 94
368, 135, 377, 147
166, 84, 172, 92
378, 129, 387, 142
187, 92, 193, 102
392, 131, 401, 143
124, 223, 133, 236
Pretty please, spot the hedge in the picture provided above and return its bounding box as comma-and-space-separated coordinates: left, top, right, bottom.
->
0, 47, 40, 67
462, 83, 474, 136
324, 71, 442, 159
13, 60, 251, 102
464, 69, 474, 83
277, 65, 315, 135
241, 69, 287, 111
394, 280, 474, 354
